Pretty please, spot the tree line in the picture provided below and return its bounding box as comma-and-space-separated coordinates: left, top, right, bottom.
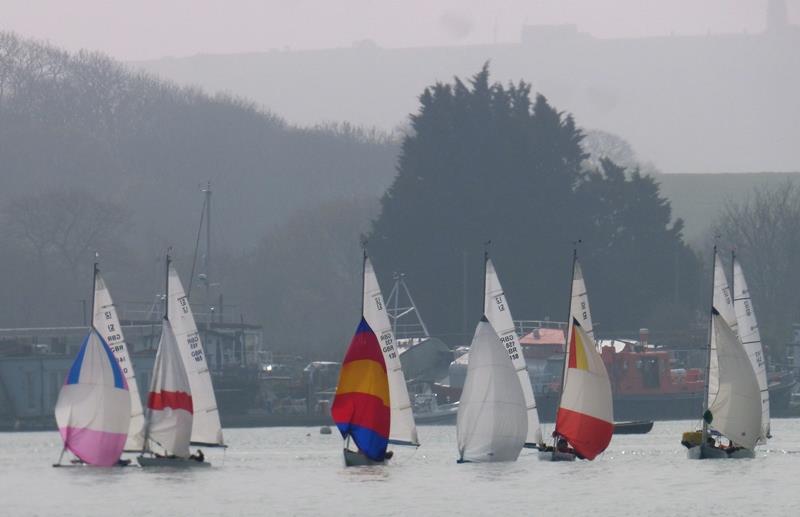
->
1, 33, 796, 363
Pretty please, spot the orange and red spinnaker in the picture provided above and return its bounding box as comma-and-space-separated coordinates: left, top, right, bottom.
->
331, 318, 391, 461
555, 319, 614, 460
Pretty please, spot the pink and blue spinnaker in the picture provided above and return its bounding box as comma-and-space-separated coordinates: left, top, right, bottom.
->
54, 329, 132, 466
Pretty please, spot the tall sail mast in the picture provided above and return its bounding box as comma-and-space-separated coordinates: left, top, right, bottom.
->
701, 245, 718, 445
482, 240, 490, 313
90, 260, 98, 330
556, 243, 579, 428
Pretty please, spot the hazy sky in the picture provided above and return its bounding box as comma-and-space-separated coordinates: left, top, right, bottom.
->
3, 0, 798, 60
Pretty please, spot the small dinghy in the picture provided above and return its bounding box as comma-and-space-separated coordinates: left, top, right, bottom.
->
331, 250, 419, 467
331, 318, 392, 467
138, 253, 210, 468
682, 247, 762, 460
53, 262, 132, 468
540, 249, 613, 462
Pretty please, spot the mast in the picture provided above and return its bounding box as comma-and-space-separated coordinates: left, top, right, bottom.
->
701, 244, 718, 445
360, 241, 367, 316
142, 249, 171, 456
165, 250, 171, 320
555, 242, 579, 437
482, 241, 491, 314
90, 259, 99, 331
188, 182, 211, 300
204, 183, 211, 307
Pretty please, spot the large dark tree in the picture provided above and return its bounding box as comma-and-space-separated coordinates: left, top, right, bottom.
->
369, 66, 700, 344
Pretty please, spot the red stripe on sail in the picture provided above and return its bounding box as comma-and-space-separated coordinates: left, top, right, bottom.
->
341, 319, 387, 370
331, 391, 390, 437
148, 390, 193, 414
555, 406, 613, 460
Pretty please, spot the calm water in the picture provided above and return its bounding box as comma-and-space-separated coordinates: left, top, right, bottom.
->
3, 420, 799, 516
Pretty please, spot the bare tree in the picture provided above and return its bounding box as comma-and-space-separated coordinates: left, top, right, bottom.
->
2, 187, 129, 273
714, 180, 800, 359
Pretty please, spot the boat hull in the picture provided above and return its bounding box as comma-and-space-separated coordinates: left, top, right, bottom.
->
137, 456, 211, 468
537, 449, 577, 462
613, 420, 654, 434
686, 444, 755, 460
343, 449, 385, 467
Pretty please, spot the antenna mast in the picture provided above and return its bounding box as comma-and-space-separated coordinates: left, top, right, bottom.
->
386, 272, 430, 340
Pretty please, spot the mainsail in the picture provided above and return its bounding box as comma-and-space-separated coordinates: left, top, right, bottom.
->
484, 257, 542, 446
93, 269, 145, 451
706, 309, 762, 450
331, 318, 391, 462
555, 257, 613, 460
143, 319, 193, 458
457, 318, 527, 462
362, 256, 419, 446
167, 263, 224, 446
55, 330, 131, 466
732, 257, 770, 441
707, 253, 737, 408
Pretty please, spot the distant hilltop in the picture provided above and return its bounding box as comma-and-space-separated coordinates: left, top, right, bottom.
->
132, 11, 800, 175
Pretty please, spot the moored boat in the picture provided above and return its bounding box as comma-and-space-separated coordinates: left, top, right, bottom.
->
613, 420, 654, 434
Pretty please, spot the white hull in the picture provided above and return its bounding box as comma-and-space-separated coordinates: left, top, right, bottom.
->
686, 444, 755, 460
137, 456, 211, 468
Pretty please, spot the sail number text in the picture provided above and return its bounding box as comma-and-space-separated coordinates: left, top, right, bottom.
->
187, 333, 204, 362
380, 332, 396, 359
500, 334, 519, 360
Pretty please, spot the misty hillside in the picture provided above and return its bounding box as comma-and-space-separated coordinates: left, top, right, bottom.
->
134, 24, 800, 175
2, 31, 799, 356
0, 32, 397, 259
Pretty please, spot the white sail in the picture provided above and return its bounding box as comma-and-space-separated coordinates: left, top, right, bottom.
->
168, 263, 224, 446
484, 258, 542, 446
457, 318, 527, 462
362, 256, 419, 446
706, 311, 762, 450
708, 253, 737, 408
732, 258, 770, 441
144, 319, 193, 458
93, 271, 146, 451
563, 259, 594, 390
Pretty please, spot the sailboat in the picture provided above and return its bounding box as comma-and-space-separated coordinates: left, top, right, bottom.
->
54, 263, 131, 467
682, 247, 762, 459
93, 264, 146, 451
456, 317, 527, 463
331, 317, 392, 466
138, 253, 209, 467
732, 253, 770, 442
167, 261, 225, 447
540, 250, 613, 461
331, 251, 419, 466
483, 252, 543, 449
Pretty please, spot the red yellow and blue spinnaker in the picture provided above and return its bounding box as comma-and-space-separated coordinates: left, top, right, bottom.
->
331, 318, 391, 461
